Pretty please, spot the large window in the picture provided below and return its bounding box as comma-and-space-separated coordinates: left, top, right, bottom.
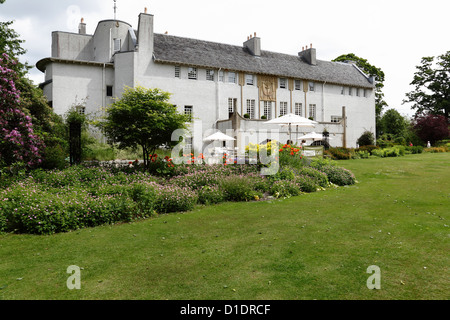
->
228, 98, 237, 114
228, 72, 236, 84
263, 101, 272, 120
294, 103, 302, 116
206, 69, 214, 81
188, 67, 197, 80
246, 74, 254, 85
294, 80, 301, 91
279, 78, 287, 89
280, 101, 288, 116
308, 104, 316, 120
246, 99, 255, 119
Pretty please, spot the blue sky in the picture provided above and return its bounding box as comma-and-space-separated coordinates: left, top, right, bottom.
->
1, 0, 449, 117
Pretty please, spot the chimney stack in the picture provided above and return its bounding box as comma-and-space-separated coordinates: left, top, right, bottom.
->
244, 32, 261, 56
299, 44, 317, 66
78, 18, 86, 35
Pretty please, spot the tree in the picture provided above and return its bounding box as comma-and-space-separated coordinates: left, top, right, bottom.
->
96, 86, 190, 168
0, 53, 45, 172
380, 108, 408, 137
403, 51, 450, 121
0, 5, 68, 169
413, 113, 449, 146
333, 53, 387, 136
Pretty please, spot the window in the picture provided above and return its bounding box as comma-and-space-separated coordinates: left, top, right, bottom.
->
309, 82, 315, 92
356, 88, 360, 97
348, 87, 353, 96
331, 116, 342, 123
246, 99, 255, 119
263, 101, 272, 120
363, 89, 368, 98
106, 86, 113, 97
206, 69, 214, 81
279, 102, 288, 116
113, 38, 121, 53
279, 78, 287, 89
219, 71, 224, 82
76, 106, 86, 115
341, 86, 345, 95
184, 106, 193, 121
309, 104, 316, 120
294, 103, 302, 116
246, 74, 254, 85
175, 66, 181, 78
188, 67, 197, 80
228, 98, 237, 114
228, 72, 236, 84
294, 80, 301, 91
184, 137, 193, 154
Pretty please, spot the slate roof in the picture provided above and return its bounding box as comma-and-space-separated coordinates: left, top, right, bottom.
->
153, 33, 374, 89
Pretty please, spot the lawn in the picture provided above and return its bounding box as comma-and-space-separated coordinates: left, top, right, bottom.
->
0, 153, 449, 300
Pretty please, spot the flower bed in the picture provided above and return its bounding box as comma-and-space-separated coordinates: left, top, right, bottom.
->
0, 155, 356, 234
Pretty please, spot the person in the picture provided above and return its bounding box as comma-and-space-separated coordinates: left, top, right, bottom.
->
300, 139, 306, 148
427, 141, 431, 148
409, 142, 413, 147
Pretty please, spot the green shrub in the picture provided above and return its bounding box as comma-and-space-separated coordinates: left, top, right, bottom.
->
128, 183, 157, 216
325, 147, 354, 160
294, 175, 318, 192
270, 180, 302, 198
357, 131, 375, 146
294, 166, 329, 188
356, 145, 379, 155
220, 176, 260, 202
154, 185, 198, 213
0, 212, 6, 233
197, 185, 225, 205
320, 165, 356, 186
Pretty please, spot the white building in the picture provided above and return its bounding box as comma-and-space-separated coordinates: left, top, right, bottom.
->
37, 9, 376, 152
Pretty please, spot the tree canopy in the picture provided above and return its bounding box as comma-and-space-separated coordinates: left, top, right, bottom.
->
403, 51, 450, 121
96, 86, 190, 167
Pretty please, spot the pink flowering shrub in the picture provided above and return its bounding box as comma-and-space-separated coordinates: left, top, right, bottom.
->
0, 53, 44, 171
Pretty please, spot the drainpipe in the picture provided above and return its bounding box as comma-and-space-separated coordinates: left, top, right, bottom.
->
215, 68, 222, 128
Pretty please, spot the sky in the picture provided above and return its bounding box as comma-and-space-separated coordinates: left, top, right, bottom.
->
1, 0, 449, 118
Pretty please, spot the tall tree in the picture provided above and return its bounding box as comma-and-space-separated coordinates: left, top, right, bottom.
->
380, 108, 408, 137
403, 51, 450, 121
96, 86, 190, 168
333, 53, 387, 126
0, 2, 68, 169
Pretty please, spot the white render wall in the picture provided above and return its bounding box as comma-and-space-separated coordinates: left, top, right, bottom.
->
40, 13, 376, 149
48, 62, 114, 116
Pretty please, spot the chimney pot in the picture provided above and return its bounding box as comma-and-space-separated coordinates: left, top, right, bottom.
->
78, 18, 86, 35
144, 7, 148, 13
254, 32, 257, 37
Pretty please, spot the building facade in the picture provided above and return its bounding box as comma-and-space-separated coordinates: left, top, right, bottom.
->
37, 10, 376, 152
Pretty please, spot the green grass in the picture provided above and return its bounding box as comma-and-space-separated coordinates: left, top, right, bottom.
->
1, 153, 449, 300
